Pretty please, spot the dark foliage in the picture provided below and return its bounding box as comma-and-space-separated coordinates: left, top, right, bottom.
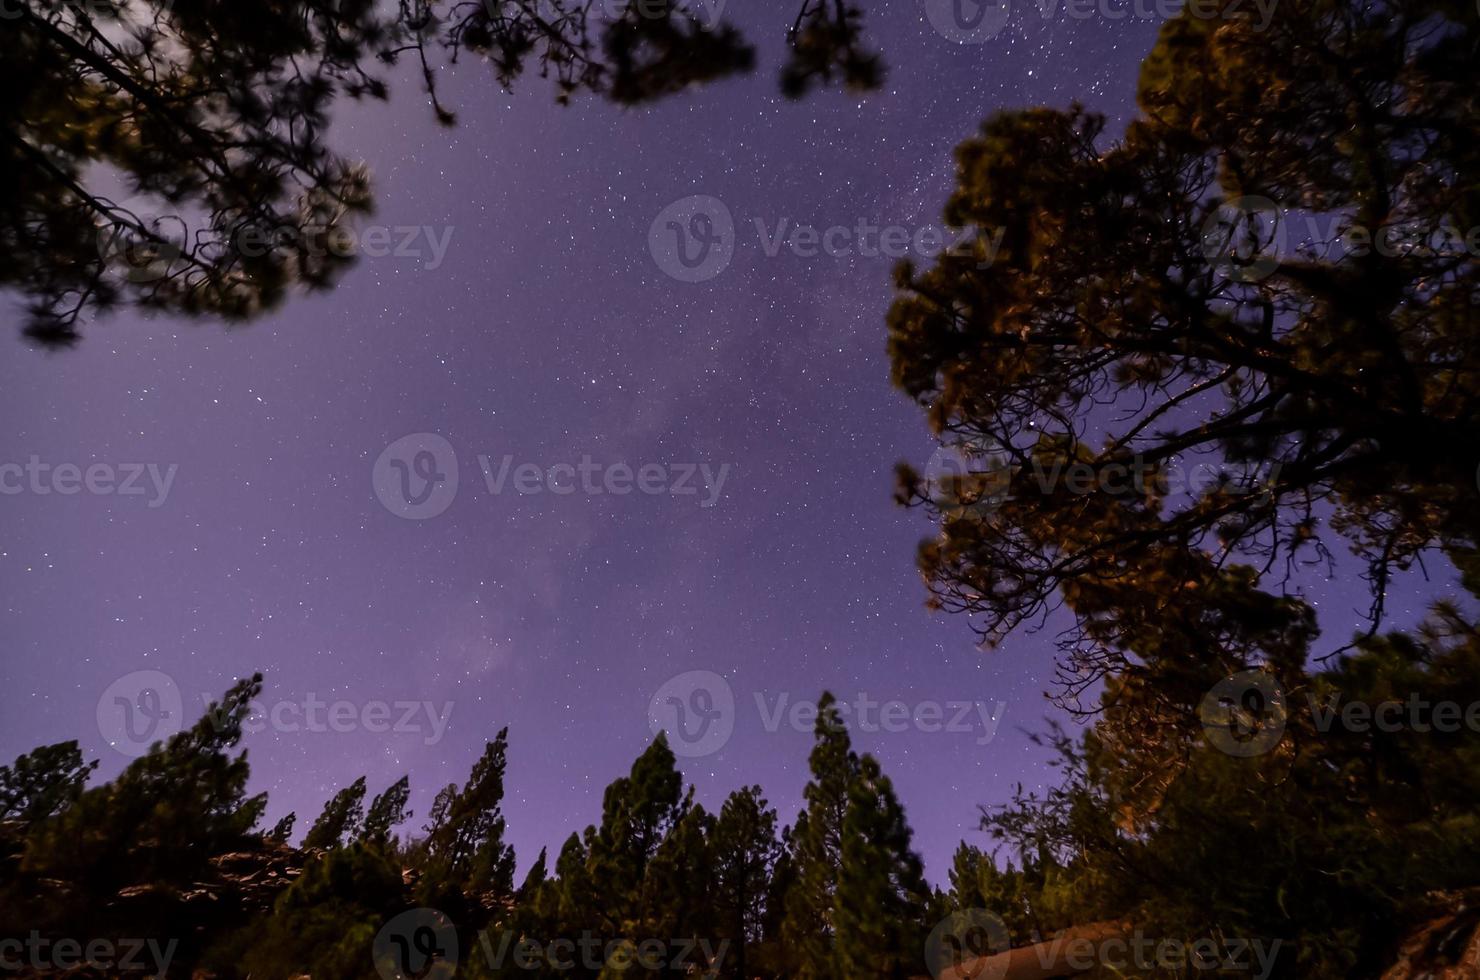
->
3, 0, 881, 345
890, 0, 1480, 685
0, 678, 937, 979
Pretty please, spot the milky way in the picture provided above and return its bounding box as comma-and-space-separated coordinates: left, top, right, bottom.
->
0, 0, 1446, 879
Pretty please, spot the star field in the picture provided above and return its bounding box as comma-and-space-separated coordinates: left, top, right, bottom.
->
0, 0, 1444, 881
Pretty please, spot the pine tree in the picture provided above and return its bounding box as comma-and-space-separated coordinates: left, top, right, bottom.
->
946, 842, 983, 910
710, 786, 781, 980
780, 693, 859, 979
550, 830, 597, 940
13, 674, 267, 936
303, 776, 367, 850
945, 840, 1062, 943
422, 781, 458, 849
0, 741, 96, 824
756, 826, 800, 976
518, 846, 549, 901
889, 0, 1480, 683
638, 802, 716, 974
586, 733, 687, 932
268, 812, 297, 843
834, 755, 930, 978
422, 729, 517, 902
241, 843, 405, 980
360, 775, 412, 849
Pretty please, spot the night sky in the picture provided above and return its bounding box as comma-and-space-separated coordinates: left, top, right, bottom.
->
0, 0, 1448, 880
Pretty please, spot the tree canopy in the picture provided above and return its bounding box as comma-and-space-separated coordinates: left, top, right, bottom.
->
890, 0, 1480, 686
885, 0, 1480, 972
4, 0, 882, 346
0, 678, 944, 979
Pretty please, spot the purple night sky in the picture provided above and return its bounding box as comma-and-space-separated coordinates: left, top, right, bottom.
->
0, 0, 1450, 880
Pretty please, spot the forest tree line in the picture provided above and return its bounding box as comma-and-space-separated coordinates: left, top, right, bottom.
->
4, 584, 1480, 980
